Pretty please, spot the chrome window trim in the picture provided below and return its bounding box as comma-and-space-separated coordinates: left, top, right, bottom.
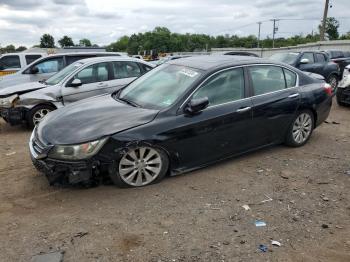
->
180, 63, 299, 110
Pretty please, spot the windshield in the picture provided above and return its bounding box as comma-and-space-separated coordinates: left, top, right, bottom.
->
119, 64, 202, 109
270, 53, 299, 64
45, 62, 84, 85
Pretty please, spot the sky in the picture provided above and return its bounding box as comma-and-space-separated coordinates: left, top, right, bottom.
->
0, 0, 349, 47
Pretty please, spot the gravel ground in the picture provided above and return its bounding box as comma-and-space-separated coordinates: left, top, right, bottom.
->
0, 101, 349, 262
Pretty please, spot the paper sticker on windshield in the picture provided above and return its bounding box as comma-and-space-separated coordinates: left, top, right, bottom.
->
179, 68, 198, 78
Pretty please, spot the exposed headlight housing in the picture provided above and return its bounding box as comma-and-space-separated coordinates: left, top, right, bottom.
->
48, 138, 108, 160
0, 94, 19, 108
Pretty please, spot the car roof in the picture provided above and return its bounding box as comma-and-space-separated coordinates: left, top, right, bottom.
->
167, 55, 275, 71
75, 56, 153, 65
45, 52, 124, 57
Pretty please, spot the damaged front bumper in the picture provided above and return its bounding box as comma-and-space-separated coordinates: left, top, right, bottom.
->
29, 130, 103, 186
0, 107, 26, 125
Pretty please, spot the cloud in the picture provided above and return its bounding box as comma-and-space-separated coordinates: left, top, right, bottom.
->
0, 0, 349, 47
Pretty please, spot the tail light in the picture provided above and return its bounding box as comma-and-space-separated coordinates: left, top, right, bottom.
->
324, 83, 332, 96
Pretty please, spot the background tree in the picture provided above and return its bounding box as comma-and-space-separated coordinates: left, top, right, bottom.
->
79, 38, 92, 47
16, 46, 27, 52
40, 34, 55, 48
319, 17, 340, 40
107, 35, 129, 52
58, 35, 74, 48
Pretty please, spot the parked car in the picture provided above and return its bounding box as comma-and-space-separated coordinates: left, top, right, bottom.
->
29, 55, 332, 187
0, 57, 154, 127
322, 50, 350, 78
0, 53, 44, 76
0, 52, 125, 90
336, 64, 350, 106
269, 51, 340, 90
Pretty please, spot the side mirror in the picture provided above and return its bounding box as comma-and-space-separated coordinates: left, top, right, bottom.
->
31, 66, 39, 74
300, 58, 310, 64
70, 79, 82, 87
184, 97, 209, 115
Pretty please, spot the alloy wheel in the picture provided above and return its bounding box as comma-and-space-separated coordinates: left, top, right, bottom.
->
329, 76, 338, 90
292, 113, 312, 144
118, 147, 162, 187
33, 108, 52, 125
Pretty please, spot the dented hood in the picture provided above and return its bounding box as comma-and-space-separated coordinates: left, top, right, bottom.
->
0, 81, 47, 97
37, 94, 159, 145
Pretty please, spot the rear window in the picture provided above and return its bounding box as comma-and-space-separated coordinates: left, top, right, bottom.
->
0, 55, 21, 69
25, 55, 42, 65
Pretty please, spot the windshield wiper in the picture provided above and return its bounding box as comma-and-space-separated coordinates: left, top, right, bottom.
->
118, 97, 140, 107
38, 80, 47, 84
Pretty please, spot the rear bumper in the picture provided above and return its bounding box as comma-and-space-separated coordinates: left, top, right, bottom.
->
0, 107, 26, 125
336, 87, 350, 105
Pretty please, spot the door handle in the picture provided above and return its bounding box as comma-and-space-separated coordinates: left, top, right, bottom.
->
288, 93, 299, 98
236, 106, 251, 113
97, 82, 108, 87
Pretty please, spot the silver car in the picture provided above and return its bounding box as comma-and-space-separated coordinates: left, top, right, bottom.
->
0, 52, 125, 90
0, 57, 154, 127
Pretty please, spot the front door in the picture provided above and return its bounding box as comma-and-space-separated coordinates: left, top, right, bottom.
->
61, 62, 111, 104
164, 67, 255, 169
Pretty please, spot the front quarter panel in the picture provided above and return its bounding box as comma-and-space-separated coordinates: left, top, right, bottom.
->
16, 85, 62, 109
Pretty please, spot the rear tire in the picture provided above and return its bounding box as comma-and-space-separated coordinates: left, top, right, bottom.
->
109, 146, 169, 188
285, 110, 314, 147
327, 74, 338, 91
26, 104, 55, 129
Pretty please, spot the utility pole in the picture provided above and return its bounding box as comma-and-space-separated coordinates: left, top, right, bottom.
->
271, 19, 279, 48
257, 22, 262, 48
320, 0, 330, 41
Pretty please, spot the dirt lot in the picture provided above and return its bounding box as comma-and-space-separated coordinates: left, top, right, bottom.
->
0, 101, 349, 262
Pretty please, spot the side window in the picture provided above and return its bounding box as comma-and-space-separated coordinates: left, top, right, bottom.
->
283, 68, 297, 88
301, 53, 315, 63
25, 55, 42, 65
0, 55, 21, 69
34, 57, 64, 73
139, 63, 153, 73
193, 68, 244, 106
112, 62, 142, 79
315, 53, 326, 63
249, 66, 285, 95
73, 62, 109, 85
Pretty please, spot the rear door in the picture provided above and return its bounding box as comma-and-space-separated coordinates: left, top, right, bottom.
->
313, 53, 328, 76
61, 62, 111, 104
108, 61, 144, 91
248, 65, 300, 145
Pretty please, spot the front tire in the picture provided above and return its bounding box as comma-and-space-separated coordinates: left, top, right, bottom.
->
26, 104, 55, 128
285, 110, 314, 147
109, 146, 169, 188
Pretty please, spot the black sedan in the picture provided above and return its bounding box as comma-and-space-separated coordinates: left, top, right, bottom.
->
29, 55, 333, 188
